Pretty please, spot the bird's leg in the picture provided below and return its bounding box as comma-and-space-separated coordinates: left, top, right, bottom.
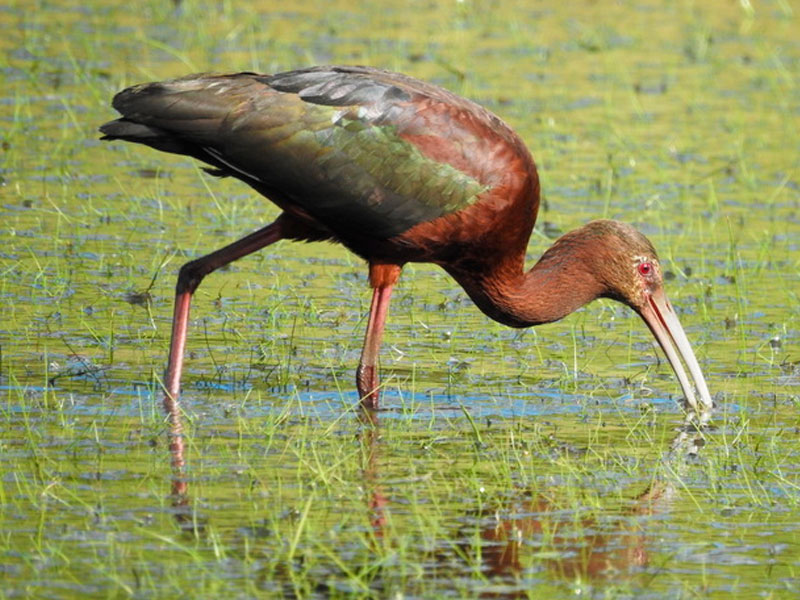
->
356, 263, 401, 410
162, 219, 285, 468
356, 285, 393, 409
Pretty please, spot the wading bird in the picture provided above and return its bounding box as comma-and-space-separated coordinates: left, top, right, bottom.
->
100, 66, 712, 418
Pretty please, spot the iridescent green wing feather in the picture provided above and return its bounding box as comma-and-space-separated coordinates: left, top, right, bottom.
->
102, 68, 491, 238
244, 67, 490, 237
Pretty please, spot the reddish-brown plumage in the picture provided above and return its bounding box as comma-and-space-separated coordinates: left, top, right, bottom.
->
368, 263, 402, 289
100, 65, 712, 422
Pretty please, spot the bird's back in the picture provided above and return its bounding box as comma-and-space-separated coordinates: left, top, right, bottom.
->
100, 66, 538, 258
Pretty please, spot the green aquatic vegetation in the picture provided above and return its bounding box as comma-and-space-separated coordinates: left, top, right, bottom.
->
1, 0, 799, 597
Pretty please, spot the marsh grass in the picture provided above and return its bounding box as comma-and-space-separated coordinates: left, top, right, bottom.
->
1, 0, 799, 597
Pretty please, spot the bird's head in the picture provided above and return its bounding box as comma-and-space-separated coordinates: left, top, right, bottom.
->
549, 220, 713, 415
575, 220, 663, 307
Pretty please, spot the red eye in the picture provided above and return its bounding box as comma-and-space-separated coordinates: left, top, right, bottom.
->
638, 262, 653, 276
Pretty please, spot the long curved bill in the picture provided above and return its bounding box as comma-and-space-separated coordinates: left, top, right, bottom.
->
639, 287, 713, 415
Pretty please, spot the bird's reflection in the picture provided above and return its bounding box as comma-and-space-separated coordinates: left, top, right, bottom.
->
466, 482, 672, 584
161, 401, 707, 594
359, 407, 388, 536
165, 407, 204, 534
356, 413, 706, 593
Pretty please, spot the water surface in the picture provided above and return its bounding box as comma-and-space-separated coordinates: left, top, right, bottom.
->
1, 0, 799, 597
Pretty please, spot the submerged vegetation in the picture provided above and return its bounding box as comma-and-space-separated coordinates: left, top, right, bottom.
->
1, 0, 798, 597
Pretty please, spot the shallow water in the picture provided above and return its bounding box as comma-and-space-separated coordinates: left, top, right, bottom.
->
2, 0, 799, 597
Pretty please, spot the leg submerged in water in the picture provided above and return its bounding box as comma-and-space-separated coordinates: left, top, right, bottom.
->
162, 219, 286, 456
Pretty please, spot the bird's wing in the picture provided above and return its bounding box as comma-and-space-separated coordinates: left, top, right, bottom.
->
102, 67, 523, 239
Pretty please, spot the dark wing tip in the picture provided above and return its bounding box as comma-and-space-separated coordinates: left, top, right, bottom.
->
110, 79, 184, 114
99, 119, 162, 140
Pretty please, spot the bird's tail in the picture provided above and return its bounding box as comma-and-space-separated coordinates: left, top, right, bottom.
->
98, 74, 259, 156
99, 118, 192, 155
99, 118, 163, 142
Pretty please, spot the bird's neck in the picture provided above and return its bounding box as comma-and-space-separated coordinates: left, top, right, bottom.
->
445, 243, 605, 328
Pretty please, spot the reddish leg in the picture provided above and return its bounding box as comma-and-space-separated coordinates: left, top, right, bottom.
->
356, 284, 394, 410
162, 219, 284, 469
